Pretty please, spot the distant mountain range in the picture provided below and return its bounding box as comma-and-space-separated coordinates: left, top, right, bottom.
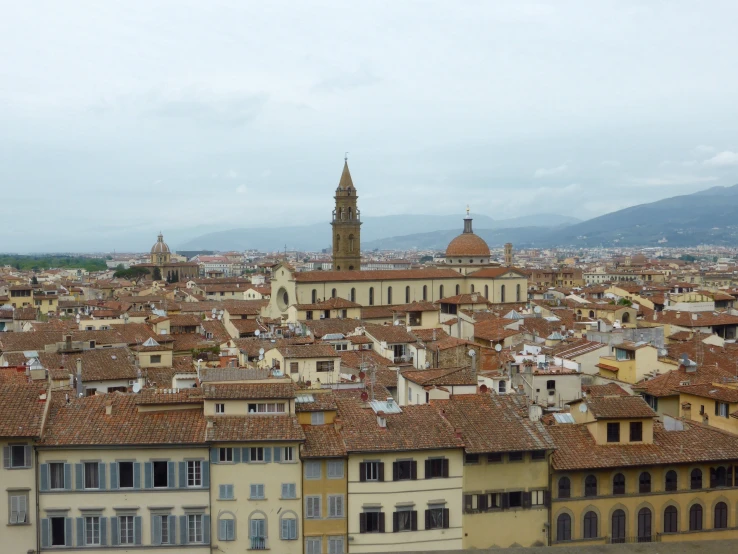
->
178, 213, 580, 252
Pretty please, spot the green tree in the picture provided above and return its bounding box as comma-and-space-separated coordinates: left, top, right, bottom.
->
153, 267, 162, 281
617, 298, 632, 306
31, 275, 38, 285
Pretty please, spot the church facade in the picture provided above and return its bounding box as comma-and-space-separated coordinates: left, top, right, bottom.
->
137, 233, 199, 282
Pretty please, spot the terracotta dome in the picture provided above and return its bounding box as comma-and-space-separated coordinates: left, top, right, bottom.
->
445, 232, 490, 258
151, 233, 171, 254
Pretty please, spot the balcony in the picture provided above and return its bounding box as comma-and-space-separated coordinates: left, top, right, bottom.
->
250, 536, 268, 550
607, 535, 658, 544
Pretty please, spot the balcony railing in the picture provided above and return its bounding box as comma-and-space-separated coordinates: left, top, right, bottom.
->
607, 535, 659, 544
250, 536, 267, 550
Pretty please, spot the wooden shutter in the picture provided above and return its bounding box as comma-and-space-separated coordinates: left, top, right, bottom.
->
99, 463, 106, 490
76, 517, 84, 547
728, 466, 734, 487
710, 468, 717, 488
522, 492, 532, 508
179, 515, 187, 545
479, 493, 488, 511
134, 516, 143, 545
110, 463, 118, 490
264, 447, 272, 463
715, 402, 720, 416
64, 464, 72, 491
100, 517, 107, 546
501, 493, 510, 509
9, 496, 18, 524
425, 509, 431, 529
359, 463, 366, 482
178, 462, 186, 488
75, 463, 84, 490
168, 515, 177, 545
378, 462, 385, 482
411, 461, 417, 480
24, 445, 31, 467
272, 447, 281, 463
392, 512, 399, 532
442, 458, 449, 478
393, 462, 399, 481
40, 463, 49, 491
111, 516, 119, 546
152, 515, 162, 545
425, 459, 432, 479
544, 490, 551, 507
167, 462, 175, 489
442, 508, 450, 529
2, 446, 9, 469
41, 518, 51, 548
144, 462, 153, 489
359, 513, 367, 533
220, 519, 228, 541
464, 495, 473, 513
411, 510, 418, 531
202, 515, 210, 544
210, 449, 218, 464
378, 512, 385, 533
65, 517, 73, 547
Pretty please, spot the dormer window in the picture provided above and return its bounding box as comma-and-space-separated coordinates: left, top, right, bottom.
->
607, 422, 620, 443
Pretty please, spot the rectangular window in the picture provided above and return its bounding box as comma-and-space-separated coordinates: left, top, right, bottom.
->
84, 462, 100, 489
280, 517, 297, 540
153, 461, 168, 488
530, 490, 545, 506
118, 462, 134, 488
282, 447, 294, 462
328, 494, 345, 518
487, 453, 502, 463
306, 495, 322, 519
327, 460, 344, 479
187, 461, 202, 487
305, 461, 321, 480
465, 453, 480, 464
119, 515, 134, 545
215, 403, 225, 414
395, 508, 415, 531
531, 450, 546, 461
508, 451, 523, 462
508, 491, 523, 508
51, 516, 66, 546
158, 515, 170, 545
395, 460, 414, 480
219, 518, 235, 541
426, 506, 446, 529
316, 361, 334, 372
188, 514, 203, 543
219, 484, 235, 500
281, 483, 297, 499
250, 448, 265, 462
311, 412, 325, 425
306, 537, 322, 554
249, 484, 265, 499
328, 536, 345, 554
8, 445, 30, 468
9, 493, 28, 524
426, 458, 448, 478
290, 362, 299, 373
630, 421, 643, 442
50, 462, 66, 490
85, 516, 100, 545
306, 311, 314, 321
607, 422, 620, 443
364, 461, 380, 481
362, 511, 382, 533
150, 355, 161, 364
219, 448, 233, 463
717, 402, 730, 418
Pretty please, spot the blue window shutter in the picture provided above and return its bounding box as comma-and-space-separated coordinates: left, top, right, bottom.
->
64, 463, 72, 491
144, 462, 153, 489
168, 515, 177, 544
24, 445, 32, 467
168, 462, 176, 489
134, 516, 142, 545
110, 463, 118, 490
98, 462, 106, 490
210, 449, 218, 463
75, 463, 84, 490
41, 518, 50, 548
203, 515, 211, 544
234, 448, 241, 463
100, 517, 107, 546
178, 462, 187, 488
202, 461, 210, 488
243, 447, 250, 463
2, 446, 8, 468
151, 514, 161, 545
111, 517, 119, 546
274, 447, 282, 462
133, 462, 141, 489
219, 518, 226, 541
76, 517, 84, 546
265, 447, 272, 463
65, 517, 73, 547
180, 515, 188, 545
40, 464, 49, 491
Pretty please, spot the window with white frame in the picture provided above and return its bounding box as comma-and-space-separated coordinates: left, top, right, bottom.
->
305, 461, 321, 479
249, 484, 265, 499
281, 483, 297, 499
327, 460, 344, 479
280, 515, 297, 540
153, 514, 170, 545
531, 490, 546, 506
9, 493, 28, 524
306, 496, 321, 519
283, 447, 294, 462
49, 462, 66, 490
4, 444, 31, 468
328, 495, 345, 518
328, 536, 345, 554
215, 403, 225, 414
188, 514, 203, 543
306, 537, 322, 554
250, 447, 265, 462
311, 412, 325, 425
219, 484, 235, 500
119, 515, 135, 545
85, 516, 100, 545
84, 462, 100, 489
187, 461, 202, 487
219, 448, 233, 463
218, 516, 235, 541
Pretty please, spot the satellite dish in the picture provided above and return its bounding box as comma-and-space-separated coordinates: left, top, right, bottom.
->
393, 320, 401, 326
306, 380, 312, 387
480, 384, 488, 393
289, 323, 295, 331
258, 348, 265, 355
360, 391, 369, 402
579, 403, 588, 413
132, 382, 141, 393
425, 362, 430, 369
351, 374, 357, 381
255, 330, 260, 336
258, 354, 264, 361
468, 349, 476, 357
534, 306, 542, 314
358, 371, 366, 380
495, 344, 502, 352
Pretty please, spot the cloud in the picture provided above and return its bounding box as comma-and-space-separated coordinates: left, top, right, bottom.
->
226, 169, 238, 179
149, 91, 269, 127
533, 164, 567, 178
313, 62, 380, 92
694, 144, 715, 154
236, 184, 248, 194
601, 160, 621, 168
703, 151, 738, 167
626, 175, 718, 187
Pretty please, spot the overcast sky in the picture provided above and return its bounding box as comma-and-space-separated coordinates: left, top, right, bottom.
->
2, 0, 738, 252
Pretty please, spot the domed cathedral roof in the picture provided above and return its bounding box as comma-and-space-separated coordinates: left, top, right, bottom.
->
445, 208, 491, 258
151, 232, 171, 254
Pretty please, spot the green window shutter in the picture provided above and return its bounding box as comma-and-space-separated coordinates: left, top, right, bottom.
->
151, 514, 161, 546
178, 462, 187, 488
65, 517, 73, 547
133, 462, 141, 489
203, 515, 210, 544
75, 463, 84, 490
76, 517, 84, 547
40, 463, 49, 491
167, 462, 176, 489
41, 518, 50, 548
64, 463, 72, 490
110, 463, 118, 490
134, 516, 142, 545
144, 462, 153, 489
179, 515, 188, 545
111, 517, 119, 546
98, 463, 106, 490
100, 517, 107, 546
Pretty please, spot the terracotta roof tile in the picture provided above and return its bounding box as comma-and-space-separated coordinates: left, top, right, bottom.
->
0, 384, 46, 437
206, 415, 305, 442
677, 383, 738, 403
294, 269, 461, 283
301, 425, 346, 458
202, 381, 297, 400
575, 395, 656, 419
402, 366, 477, 386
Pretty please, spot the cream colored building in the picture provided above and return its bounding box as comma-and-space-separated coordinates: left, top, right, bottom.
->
261, 345, 342, 387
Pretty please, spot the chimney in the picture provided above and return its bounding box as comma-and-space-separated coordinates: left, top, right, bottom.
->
454, 427, 463, 439
681, 402, 692, 420
75, 359, 83, 397
65, 334, 72, 350
333, 416, 343, 432
376, 411, 387, 428
105, 398, 114, 416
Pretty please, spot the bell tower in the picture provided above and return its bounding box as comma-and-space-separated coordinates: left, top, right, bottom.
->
331, 158, 361, 271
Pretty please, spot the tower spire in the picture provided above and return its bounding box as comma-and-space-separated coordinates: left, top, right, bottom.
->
338, 159, 355, 190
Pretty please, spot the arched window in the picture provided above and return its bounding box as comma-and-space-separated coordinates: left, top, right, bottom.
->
405, 286, 410, 304
471, 284, 475, 293
556, 513, 571, 542
249, 512, 267, 548
665, 470, 677, 491
336, 235, 340, 250
348, 234, 355, 252
348, 207, 353, 220
589, 310, 595, 318
691, 468, 702, 490
279, 511, 299, 540
455, 284, 460, 295
387, 286, 393, 305
558, 477, 571, 499
639, 472, 651, 493
664, 506, 678, 533
584, 475, 597, 497
500, 285, 506, 303
422, 285, 427, 301
689, 504, 703, 531
484, 285, 489, 299
637, 508, 652, 542
622, 312, 631, 324
583, 511, 598, 539
439, 285, 444, 299
714, 502, 728, 529
331, 288, 337, 299
516, 283, 521, 302
613, 473, 625, 495
218, 512, 237, 541
369, 287, 374, 306
611, 509, 626, 544
712, 466, 727, 488
311, 290, 317, 303
350, 288, 356, 303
